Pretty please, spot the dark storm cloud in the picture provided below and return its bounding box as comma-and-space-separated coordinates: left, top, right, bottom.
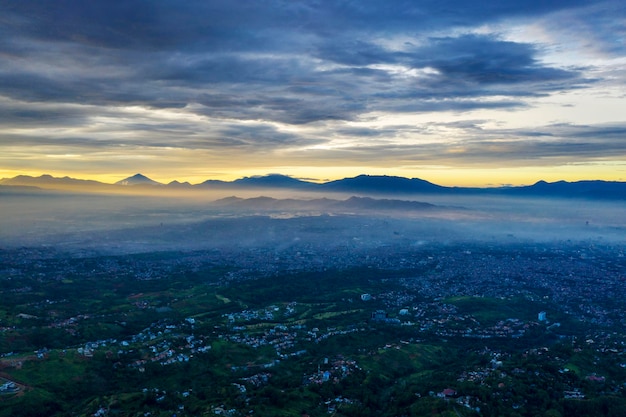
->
315, 40, 403, 66
3, 1, 595, 49
2, 1, 265, 51
0, 0, 623, 171
414, 35, 582, 86
0, 134, 131, 149
312, 34, 582, 90
172, 32, 583, 123
0, 1, 595, 117
0, 102, 88, 127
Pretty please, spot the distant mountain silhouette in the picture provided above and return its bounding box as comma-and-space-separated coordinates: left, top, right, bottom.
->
0, 174, 99, 186
0, 174, 105, 190
167, 180, 193, 187
1, 173, 624, 199
500, 180, 626, 199
321, 174, 445, 194
337, 196, 436, 210
197, 179, 230, 188
232, 174, 317, 189
115, 173, 162, 186
212, 195, 439, 212
196, 174, 317, 190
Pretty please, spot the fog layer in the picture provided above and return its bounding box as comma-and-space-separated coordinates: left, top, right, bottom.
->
1, 187, 624, 254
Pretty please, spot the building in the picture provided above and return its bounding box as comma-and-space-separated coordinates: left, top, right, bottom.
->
371, 310, 388, 321
0, 382, 19, 394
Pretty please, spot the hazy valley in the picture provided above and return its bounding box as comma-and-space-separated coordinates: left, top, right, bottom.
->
1, 174, 626, 417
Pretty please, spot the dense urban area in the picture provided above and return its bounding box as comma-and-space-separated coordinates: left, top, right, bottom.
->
1, 235, 626, 417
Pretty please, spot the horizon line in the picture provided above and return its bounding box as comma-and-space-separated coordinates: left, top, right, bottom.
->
2, 172, 625, 190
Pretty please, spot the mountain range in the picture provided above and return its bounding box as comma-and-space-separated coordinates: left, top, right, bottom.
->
1, 173, 625, 200
212, 195, 439, 212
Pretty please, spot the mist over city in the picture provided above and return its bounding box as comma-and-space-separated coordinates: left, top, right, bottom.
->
2, 174, 625, 253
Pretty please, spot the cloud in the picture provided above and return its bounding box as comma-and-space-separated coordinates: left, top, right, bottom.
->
315, 40, 402, 66
285, 121, 626, 167
0, 0, 624, 181
415, 34, 581, 86
6, 40, 577, 124
0, 2, 593, 119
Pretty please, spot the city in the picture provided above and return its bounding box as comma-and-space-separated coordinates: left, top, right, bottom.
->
1, 238, 625, 416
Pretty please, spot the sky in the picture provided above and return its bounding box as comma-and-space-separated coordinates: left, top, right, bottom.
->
1, 0, 625, 186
